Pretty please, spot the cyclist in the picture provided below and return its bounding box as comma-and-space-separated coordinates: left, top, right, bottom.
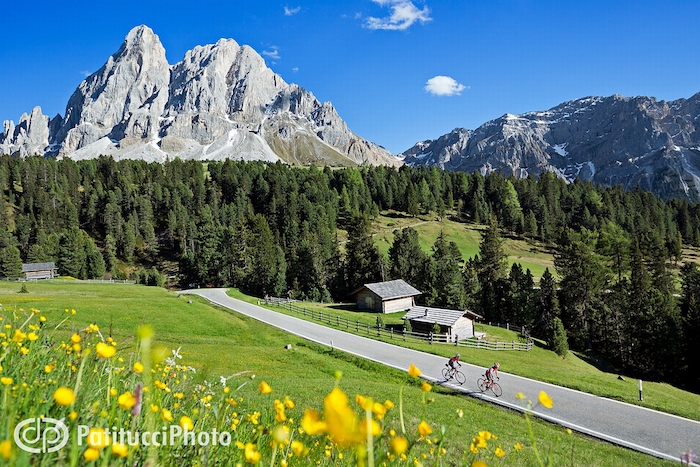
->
485, 362, 500, 387
447, 353, 461, 376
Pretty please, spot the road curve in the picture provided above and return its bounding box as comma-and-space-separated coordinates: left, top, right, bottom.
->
182, 288, 700, 465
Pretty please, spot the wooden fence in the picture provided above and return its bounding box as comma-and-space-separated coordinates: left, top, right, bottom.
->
263, 297, 533, 351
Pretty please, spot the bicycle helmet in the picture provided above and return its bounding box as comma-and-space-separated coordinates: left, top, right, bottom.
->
494, 362, 500, 368
456, 353, 460, 358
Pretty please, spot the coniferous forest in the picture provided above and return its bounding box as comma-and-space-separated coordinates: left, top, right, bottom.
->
1, 155, 699, 391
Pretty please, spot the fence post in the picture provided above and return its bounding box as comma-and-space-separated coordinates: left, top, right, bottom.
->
455, 334, 458, 346
429, 332, 433, 345
366, 324, 370, 335
507, 323, 510, 331
320, 311, 323, 321
391, 328, 393, 339
356, 321, 359, 332
336, 316, 340, 326
403, 329, 406, 341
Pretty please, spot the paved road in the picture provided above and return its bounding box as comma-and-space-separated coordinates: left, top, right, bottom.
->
183, 288, 700, 465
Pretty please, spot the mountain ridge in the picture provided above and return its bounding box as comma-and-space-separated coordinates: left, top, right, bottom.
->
0, 25, 400, 168
400, 93, 700, 200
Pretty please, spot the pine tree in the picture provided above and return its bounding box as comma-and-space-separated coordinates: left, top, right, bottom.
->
549, 317, 569, 357
0, 246, 23, 278
475, 216, 509, 321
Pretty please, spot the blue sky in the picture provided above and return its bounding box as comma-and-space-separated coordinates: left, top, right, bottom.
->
2, 0, 699, 154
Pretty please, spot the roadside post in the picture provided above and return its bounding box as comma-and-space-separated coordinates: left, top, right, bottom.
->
638, 379, 643, 401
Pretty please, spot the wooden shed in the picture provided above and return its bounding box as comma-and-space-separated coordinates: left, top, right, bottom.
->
351, 279, 421, 313
402, 306, 483, 342
22, 262, 58, 280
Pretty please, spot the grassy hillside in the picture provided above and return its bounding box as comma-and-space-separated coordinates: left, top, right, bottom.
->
0, 280, 684, 466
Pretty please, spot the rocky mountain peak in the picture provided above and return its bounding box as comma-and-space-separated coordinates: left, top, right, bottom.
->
401, 93, 700, 200
1, 26, 399, 168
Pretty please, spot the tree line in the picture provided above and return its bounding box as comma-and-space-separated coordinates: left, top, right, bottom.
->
0, 155, 698, 390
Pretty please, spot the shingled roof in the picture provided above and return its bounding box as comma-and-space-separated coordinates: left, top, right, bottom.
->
402, 306, 482, 327
351, 279, 421, 300
21, 262, 57, 273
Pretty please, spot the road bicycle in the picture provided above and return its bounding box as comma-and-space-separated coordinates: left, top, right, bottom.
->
477, 375, 502, 397
442, 364, 466, 385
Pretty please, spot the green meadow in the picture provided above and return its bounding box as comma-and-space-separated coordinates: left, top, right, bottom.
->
0, 280, 686, 466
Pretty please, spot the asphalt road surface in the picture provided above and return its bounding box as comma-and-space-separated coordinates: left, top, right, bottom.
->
183, 288, 700, 465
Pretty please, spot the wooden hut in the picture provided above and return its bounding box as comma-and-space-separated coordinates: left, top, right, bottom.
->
351, 279, 421, 313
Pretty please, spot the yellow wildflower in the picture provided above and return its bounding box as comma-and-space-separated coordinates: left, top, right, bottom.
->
109, 388, 118, 397
70, 333, 81, 344
538, 391, 553, 409
300, 408, 327, 435
244, 443, 261, 464
180, 416, 194, 430
53, 387, 76, 406
495, 447, 506, 458
471, 460, 488, 467
418, 420, 432, 437
27, 332, 38, 341
514, 442, 523, 451
95, 342, 116, 359
324, 387, 363, 446
86, 428, 110, 449
161, 408, 173, 422
13, 329, 26, 342
284, 396, 295, 409
83, 447, 99, 461
390, 436, 409, 454
516, 392, 526, 400
258, 381, 272, 394
44, 364, 56, 373
133, 362, 144, 373
408, 364, 422, 377
111, 442, 128, 458
421, 382, 432, 392
117, 392, 136, 410
0, 440, 11, 459
372, 401, 387, 419
384, 399, 394, 410
291, 440, 305, 457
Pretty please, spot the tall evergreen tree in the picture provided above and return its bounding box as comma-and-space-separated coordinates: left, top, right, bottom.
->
344, 215, 384, 294
475, 216, 509, 321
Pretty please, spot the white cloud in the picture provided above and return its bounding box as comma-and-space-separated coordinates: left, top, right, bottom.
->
424, 76, 467, 96
365, 0, 431, 31
292, 67, 299, 73
262, 46, 281, 61
284, 6, 301, 16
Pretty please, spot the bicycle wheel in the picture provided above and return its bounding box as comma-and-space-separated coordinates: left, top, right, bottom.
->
455, 370, 466, 385
442, 367, 452, 380
490, 382, 502, 397
477, 378, 487, 392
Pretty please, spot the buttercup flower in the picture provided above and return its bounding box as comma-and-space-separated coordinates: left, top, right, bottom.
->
95, 342, 116, 358
408, 364, 422, 377
118, 391, 136, 410
421, 382, 432, 392
180, 416, 194, 430
83, 447, 99, 461
418, 420, 432, 437
390, 436, 409, 454
300, 409, 327, 435
53, 387, 76, 406
0, 440, 11, 460
258, 381, 272, 394
538, 391, 553, 409
111, 442, 128, 458
133, 361, 144, 373
495, 447, 506, 457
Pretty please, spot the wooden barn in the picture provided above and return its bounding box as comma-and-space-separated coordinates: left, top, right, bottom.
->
351, 279, 422, 313
402, 306, 483, 342
22, 262, 58, 280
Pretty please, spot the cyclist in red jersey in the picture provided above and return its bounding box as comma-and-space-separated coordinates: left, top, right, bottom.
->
447, 353, 461, 372
485, 362, 500, 386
